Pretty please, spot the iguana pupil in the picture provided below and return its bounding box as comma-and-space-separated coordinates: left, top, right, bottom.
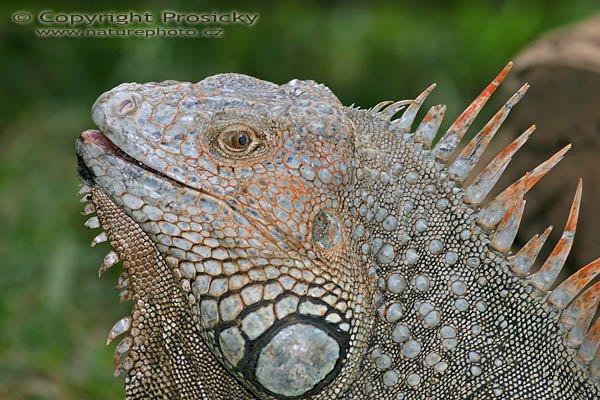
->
237, 133, 249, 146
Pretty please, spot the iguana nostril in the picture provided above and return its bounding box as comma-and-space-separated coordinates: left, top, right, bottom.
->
312, 210, 341, 249
110, 92, 142, 117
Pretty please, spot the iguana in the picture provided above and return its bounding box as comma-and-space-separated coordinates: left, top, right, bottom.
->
76, 63, 600, 399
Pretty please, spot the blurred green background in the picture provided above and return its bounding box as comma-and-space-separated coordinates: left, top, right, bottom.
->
1, 1, 599, 398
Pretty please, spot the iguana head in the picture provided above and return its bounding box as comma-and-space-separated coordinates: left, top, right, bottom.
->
77, 75, 375, 398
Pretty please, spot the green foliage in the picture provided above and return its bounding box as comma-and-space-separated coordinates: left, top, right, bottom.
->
1, 1, 598, 398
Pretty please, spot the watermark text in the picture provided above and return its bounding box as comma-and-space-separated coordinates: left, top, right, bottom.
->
11, 9, 259, 38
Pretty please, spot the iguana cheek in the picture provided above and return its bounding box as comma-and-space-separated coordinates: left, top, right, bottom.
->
215, 317, 348, 398
197, 294, 352, 398
253, 322, 341, 397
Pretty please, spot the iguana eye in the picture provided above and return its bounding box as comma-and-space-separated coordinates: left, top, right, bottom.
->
217, 124, 261, 155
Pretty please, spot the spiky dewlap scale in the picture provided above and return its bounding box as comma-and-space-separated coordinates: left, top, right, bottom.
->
87, 188, 254, 398
77, 64, 600, 399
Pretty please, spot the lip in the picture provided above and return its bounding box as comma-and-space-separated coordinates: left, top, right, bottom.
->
79, 129, 147, 169
77, 129, 175, 184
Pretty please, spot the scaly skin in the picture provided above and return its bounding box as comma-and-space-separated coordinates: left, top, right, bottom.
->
76, 69, 600, 399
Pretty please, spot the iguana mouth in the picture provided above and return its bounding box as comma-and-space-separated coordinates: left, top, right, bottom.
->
77, 129, 300, 250
77, 129, 175, 187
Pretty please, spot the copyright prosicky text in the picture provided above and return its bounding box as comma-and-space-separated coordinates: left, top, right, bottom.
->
14, 10, 260, 27
11, 9, 260, 39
